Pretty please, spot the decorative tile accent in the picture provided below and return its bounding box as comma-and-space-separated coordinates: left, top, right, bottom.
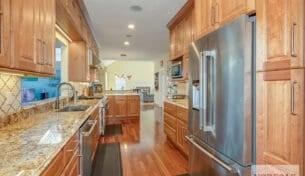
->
0, 74, 21, 118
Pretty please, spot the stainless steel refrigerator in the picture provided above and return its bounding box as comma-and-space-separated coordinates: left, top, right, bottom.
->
187, 15, 255, 176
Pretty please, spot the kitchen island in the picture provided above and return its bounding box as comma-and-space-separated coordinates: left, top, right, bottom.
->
0, 99, 101, 176
106, 93, 140, 120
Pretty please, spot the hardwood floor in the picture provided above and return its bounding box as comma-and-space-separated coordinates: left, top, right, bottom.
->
101, 105, 188, 176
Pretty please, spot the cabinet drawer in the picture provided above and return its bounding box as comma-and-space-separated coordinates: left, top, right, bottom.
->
42, 150, 64, 176
164, 123, 176, 143
164, 102, 177, 116
164, 112, 177, 129
61, 147, 80, 176
176, 106, 188, 122
63, 131, 79, 166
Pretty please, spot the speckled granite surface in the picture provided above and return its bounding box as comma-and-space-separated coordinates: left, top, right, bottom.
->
0, 99, 101, 176
165, 99, 189, 109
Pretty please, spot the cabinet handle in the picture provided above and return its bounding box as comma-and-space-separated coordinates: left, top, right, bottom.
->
291, 23, 297, 57
43, 41, 47, 65
291, 81, 297, 115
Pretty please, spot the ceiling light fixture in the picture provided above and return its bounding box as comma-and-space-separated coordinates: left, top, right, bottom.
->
130, 5, 143, 12
128, 24, 135, 30
124, 41, 130, 46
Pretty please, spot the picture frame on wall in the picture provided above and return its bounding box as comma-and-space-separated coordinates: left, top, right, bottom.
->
154, 72, 159, 91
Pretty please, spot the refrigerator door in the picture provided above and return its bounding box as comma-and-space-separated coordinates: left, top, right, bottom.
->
189, 37, 208, 143
187, 136, 250, 176
206, 15, 255, 166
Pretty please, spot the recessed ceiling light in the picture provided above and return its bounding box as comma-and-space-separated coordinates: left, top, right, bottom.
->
121, 54, 127, 57
128, 24, 135, 30
130, 5, 143, 12
124, 41, 130, 46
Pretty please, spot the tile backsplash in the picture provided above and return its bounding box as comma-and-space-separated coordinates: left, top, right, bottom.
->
0, 73, 89, 120
0, 73, 21, 118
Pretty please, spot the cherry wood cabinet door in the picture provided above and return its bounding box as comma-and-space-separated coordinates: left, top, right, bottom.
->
68, 41, 88, 82
127, 95, 140, 117
256, 0, 304, 71
0, 0, 10, 67
106, 96, 115, 118
183, 10, 194, 57
195, 0, 215, 39
217, 0, 247, 25
11, 0, 39, 72
169, 30, 175, 60
114, 96, 127, 118
40, 0, 55, 75
256, 69, 304, 173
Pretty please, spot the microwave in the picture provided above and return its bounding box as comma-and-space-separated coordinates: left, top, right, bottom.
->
171, 61, 183, 78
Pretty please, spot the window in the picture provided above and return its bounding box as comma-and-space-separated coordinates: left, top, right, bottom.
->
115, 76, 126, 90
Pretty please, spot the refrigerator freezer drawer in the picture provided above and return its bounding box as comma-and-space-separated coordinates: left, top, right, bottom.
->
187, 136, 251, 176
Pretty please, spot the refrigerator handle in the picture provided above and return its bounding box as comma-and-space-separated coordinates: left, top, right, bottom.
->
199, 51, 207, 131
186, 136, 238, 174
200, 51, 215, 132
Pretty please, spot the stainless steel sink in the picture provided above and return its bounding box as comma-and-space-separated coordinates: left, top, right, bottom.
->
58, 105, 90, 112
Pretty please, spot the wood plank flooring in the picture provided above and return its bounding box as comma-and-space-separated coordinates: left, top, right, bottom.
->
101, 105, 188, 176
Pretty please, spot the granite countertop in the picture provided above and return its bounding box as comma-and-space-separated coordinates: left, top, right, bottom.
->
165, 98, 189, 109
0, 99, 101, 176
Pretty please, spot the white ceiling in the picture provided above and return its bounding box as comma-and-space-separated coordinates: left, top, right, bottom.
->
83, 0, 187, 61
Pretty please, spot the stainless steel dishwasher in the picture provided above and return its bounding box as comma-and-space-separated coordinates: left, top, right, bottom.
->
80, 118, 97, 176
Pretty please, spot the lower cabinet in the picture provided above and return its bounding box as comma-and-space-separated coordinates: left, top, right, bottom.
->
256, 69, 304, 174
114, 96, 128, 118
42, 131, 79, 176
164, 102, 189, 157
106, 95, 140, 119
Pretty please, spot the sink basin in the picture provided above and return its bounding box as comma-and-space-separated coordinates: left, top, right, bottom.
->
58, 105, 90, 112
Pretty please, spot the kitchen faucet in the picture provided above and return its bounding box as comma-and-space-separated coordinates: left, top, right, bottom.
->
55, 82, 77, 109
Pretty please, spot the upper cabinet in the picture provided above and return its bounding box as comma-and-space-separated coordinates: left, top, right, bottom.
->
195, 0, 255, 39
195, 0, 215, 39
68, 41, 89, 82
168, 0, 195, 61
9, 0, 55, 76
0, 0, 10, 68
11, 0, 39, 73
256, 0, 304, 71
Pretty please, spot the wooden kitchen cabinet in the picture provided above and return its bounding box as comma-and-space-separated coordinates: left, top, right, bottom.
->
256, 0, 304, 71
0, 0, 10, 68
256, 70, 304, 172
11, 0, 55, 75
164, 102, 189, 157
168, 0, 194, 61
217, 0, 250, 26
68, 41, 89, 82
106, 96, 115, 118
106, 95, 140, 119
183, 10, 195, 57
195, 0, 215, 39
176, 119, 189, 156
11, 0, 39, 73
114, 96, 128, 118
195, 0, 255, 39
127, 95, 140, 117
43, 131, 80, 176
